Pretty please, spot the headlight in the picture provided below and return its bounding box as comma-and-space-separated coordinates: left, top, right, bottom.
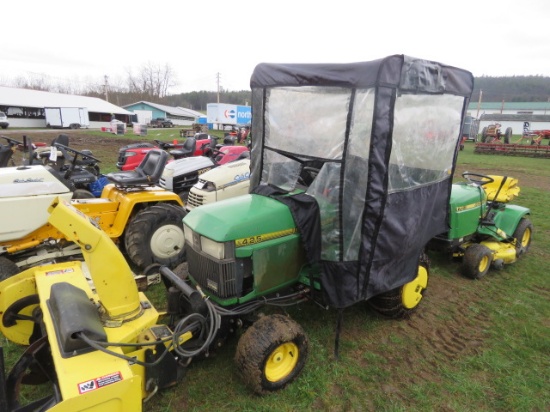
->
183, 224, 194, 246
162, 168, 175, 177
201, 236, 225, 259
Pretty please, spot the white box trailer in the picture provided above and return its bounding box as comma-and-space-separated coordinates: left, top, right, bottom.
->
45, 107, 89, 129
132, 110, 153, 126
206, 103, 251, 128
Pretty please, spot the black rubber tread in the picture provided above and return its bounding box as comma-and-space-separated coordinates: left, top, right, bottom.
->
462, 244, 492, 280
124, 203, 186, 269
72, 189, 95, 199
235, 314, 309, 395
481, 127, 488, 142
512, 218, 533, 257
504, 127, 512, 144
368, 253, 430, 319
0, 256, 20, 281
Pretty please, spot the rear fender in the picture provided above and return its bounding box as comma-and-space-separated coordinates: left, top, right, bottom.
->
478, 204, 530, 239
104, 187, 184, 237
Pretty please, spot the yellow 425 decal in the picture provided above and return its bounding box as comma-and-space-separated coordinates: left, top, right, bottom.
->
235, 228, 298, 247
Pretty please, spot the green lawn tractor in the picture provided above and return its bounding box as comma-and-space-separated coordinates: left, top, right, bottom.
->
179, 56, 474, 392
428, 172, 533, 279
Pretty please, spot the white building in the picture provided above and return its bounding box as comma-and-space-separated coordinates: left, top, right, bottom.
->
0, 86, 133, 129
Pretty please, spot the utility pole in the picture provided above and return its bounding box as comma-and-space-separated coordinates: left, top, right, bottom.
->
476, 90, 482, 119
104, 75, 109, 102
216, 72, 221, 103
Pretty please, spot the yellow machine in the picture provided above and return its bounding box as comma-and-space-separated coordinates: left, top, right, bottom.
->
0, 149, 186, 281
0, 198, 194, 411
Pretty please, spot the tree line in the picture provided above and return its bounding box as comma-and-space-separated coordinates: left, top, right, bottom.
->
2, 63, 549, 111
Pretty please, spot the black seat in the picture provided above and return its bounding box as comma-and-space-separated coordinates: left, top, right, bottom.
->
0, 144, 12, 167
106, 149, 168, 187
170, 137, 196, 159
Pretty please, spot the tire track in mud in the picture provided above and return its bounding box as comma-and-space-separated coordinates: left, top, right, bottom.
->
353, 273, 491, 404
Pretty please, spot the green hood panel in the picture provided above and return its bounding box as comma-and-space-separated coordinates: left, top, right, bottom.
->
183, 194, 296, 242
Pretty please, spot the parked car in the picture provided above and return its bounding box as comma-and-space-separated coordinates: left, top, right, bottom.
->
149, 118, 174, 128
0, 112, 9, 129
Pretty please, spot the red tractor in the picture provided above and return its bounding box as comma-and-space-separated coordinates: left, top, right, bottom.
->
480, 123, 512, 144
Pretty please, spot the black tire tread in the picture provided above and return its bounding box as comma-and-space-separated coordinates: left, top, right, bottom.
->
124, 203, 186, 269
512, 218, 533, 257
368, 253, 430, 319
462, 243, 492, 280
235, 314, 308, 395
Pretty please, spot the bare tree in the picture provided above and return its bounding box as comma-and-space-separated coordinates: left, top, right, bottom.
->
126, 62, 178, 100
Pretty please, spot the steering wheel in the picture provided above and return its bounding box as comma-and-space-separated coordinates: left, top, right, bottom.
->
462, 172, 494, 186
54, 143, 101, 163
1, 136, 24, 147
154, 139, 173, 150
298, 166, 320, 187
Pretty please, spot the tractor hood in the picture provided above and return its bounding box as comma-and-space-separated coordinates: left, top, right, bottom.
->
162, 156, 215, 178
183, 193, 296, 243
199, 159, 250, 189
449, 182, 486, 212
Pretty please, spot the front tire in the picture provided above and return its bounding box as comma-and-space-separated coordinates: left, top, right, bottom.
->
235, 314, 308, 395
462, 244, 492, 279
124, 203, 186, 269
513, 218, 533, 258
368, 253, 429, 319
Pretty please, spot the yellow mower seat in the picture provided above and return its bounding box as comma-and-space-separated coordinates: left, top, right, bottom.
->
483, 175, 520, 203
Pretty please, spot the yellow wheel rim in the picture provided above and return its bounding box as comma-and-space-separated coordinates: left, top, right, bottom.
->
521, 228, 531, 247
265, 342, 299, 382
402, 265, 428, 309
478, 255, 490, 273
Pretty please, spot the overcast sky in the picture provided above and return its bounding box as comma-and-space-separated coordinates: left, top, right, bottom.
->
1, 0, 549, 95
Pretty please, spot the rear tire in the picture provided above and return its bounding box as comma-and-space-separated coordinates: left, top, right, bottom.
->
462, 244, 492, 279
124, 203, 186, 269
513, 218, 533, 258
0, 256, 20, 280
235, 314, 308, 395
481, 127, 488, 142
368, 253, 429, 319
504, 127, 512, 144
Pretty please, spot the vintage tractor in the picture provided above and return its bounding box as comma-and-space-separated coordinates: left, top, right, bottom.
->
0, 149, 186, 281
480, 123, 512, 143
428, 172, 532, 279
0, 55, 474, 410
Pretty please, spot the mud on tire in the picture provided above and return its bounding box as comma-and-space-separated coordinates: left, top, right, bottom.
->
513, 217, 533, 258
235, 314, 309, 395
462, 243, 492, 280
124, 203, 186, 269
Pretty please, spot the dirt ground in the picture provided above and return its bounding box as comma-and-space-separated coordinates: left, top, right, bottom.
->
2, 129, 546, 406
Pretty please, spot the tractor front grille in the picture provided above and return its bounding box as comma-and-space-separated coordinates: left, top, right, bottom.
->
186, 190, 204, 209
186, 245, 238, 299
172, 172, 200, 193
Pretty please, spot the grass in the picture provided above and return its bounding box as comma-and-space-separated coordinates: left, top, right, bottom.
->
1, 137, 549, 411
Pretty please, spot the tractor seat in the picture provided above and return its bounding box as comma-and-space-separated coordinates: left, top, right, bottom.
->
170, 137, 196, 158
106, 149, 168, 187
0, 144, 13, 167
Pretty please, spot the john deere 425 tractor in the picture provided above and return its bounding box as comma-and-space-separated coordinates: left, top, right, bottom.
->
0, 55, 474, 410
